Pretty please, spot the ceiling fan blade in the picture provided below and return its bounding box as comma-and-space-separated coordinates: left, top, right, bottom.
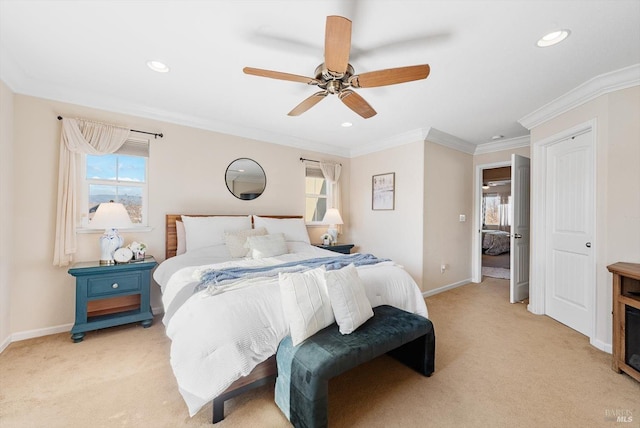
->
324, 16, 352, 75
243, 67, 320, 85
350, 64, 430, 88
338, 90, 376, 119
288, 91, 328, 116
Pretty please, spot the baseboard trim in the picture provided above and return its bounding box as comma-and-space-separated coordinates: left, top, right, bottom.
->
1, 305, 166, 353
10, 323, 74, 343
422, 278, 472, 298
590, 337, 612, 354
0, 335, 10, 354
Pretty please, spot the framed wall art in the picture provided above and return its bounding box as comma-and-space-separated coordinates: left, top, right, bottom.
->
372, 172, 395, 210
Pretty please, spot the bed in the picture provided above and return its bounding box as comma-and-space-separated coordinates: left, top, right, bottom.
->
154, 214, 429, 419
482, 230, 511, 256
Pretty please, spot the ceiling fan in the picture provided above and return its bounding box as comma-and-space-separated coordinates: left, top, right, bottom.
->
243, 15, 430, 119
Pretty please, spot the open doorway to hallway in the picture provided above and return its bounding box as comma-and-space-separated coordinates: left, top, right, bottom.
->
480, 166, 511, 280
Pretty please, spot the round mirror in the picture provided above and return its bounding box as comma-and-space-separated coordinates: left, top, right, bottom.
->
225, 158, 266, 200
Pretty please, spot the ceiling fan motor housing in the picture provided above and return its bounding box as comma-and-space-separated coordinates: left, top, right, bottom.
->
315, 63, 355, 93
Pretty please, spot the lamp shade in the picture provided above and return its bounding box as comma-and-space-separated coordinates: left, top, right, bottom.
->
90, 202, 133, 229
322, 208, 344, 225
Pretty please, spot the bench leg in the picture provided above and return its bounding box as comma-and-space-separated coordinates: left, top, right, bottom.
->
387, 330, 436, 376
289, 382, 329, 428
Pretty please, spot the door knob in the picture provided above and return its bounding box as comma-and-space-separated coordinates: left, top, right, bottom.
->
513, 234, 522, 239
586, 242, 591, 248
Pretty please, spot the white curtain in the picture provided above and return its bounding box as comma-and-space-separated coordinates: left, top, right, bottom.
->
53, 118, 130, 266
319, 161, 342, 231
319, 161, 341, 210
499, 193, 510, 231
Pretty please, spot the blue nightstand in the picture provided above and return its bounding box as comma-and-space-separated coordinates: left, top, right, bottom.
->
314, 244, 355, 254
68, 257, 157, 342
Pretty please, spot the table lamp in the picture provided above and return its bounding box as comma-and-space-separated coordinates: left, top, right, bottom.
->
322, 208, 343, 244
90, 201, 133, 265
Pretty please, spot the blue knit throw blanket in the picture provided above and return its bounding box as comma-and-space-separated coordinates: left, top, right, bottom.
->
194, 253, 390, 293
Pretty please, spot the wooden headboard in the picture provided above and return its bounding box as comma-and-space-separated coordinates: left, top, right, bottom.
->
165, 214, 303, 259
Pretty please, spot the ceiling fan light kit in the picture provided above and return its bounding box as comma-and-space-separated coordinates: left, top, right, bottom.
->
243, 15, 430, 119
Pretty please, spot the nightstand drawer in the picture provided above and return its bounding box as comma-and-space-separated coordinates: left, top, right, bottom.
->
87, 273, 140, 297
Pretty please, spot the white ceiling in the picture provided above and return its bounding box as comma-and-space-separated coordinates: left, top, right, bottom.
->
1, 0, 639, 157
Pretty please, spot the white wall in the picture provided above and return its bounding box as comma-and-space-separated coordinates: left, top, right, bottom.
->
0, 80, 14, 350
7, 93, 350, 339
350, 141, 425, 288
423, 141, 473, 292
473, 146, 530, 167
529, 85, 640, 347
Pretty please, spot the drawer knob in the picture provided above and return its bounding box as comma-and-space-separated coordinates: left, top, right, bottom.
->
111, 283, 119, 289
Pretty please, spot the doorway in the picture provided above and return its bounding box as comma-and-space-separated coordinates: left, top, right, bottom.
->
473, 155, 530, 303
480, 165, 512, 280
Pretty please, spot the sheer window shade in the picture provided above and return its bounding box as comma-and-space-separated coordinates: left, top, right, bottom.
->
305, 165, 324, 178
115, 138, 149, 157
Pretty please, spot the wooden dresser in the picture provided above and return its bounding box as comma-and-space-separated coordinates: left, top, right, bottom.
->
607, 262, 640, 382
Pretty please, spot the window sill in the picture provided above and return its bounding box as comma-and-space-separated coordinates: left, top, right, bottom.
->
76, 226, 153, 234
305, 223, 328, 228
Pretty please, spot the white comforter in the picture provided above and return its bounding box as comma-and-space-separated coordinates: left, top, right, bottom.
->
155, 242, 428, 416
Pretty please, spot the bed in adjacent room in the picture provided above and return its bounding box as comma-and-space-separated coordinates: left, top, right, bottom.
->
153, 214, 429, 420
482, 229, 511, 256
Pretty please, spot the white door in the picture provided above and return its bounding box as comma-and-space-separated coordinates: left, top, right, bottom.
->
544, 131, 595, 337
510, 154, 530, 303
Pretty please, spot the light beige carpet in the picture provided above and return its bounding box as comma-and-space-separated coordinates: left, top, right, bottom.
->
481, 267, 510, 279
1, 278, 638, 428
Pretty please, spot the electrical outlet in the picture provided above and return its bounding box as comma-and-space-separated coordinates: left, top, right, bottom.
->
440, 263, 448, 273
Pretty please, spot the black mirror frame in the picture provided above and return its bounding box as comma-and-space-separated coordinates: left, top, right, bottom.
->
224, 158, 266, 200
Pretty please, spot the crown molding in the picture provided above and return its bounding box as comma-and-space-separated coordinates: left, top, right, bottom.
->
519, 64, 640, 130
349, 128, 429, 157
474, 135, 530, 155
426, 128, 476, 154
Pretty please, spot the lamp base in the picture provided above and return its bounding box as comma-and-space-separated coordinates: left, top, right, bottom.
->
99, 228, 124, 266
327, 226, 338, 244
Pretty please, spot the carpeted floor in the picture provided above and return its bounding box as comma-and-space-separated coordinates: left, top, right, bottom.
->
1, 278, 638, 428
482, 266, 510, 279
482, 252, 510, 269
482, 252, 510, 279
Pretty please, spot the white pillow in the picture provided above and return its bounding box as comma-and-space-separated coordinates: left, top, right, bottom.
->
279, 267, 335, 346
324, 264, 373, 334
181, 215, 252, 252
176, 220, 186, 255
245, 233, 288, 258
224, 227, 267, 257
252, 216, 310, 243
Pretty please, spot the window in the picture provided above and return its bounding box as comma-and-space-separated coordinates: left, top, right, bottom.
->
83, 139, 149, 227
483, 193, 511, 227
305, 165, 327, 223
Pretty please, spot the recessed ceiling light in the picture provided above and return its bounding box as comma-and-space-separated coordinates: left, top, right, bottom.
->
537, 30, 570, 47
147, 60, 170, 73
341, 122, 353, 128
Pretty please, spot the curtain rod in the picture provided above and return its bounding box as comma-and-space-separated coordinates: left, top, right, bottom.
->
57, 116, 163, 139
299, 157, 342, 166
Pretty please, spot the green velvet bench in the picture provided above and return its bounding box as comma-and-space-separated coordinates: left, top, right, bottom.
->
275, 305, 435, 428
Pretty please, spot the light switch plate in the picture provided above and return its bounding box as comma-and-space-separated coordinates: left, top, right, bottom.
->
459, 214, 466, 222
